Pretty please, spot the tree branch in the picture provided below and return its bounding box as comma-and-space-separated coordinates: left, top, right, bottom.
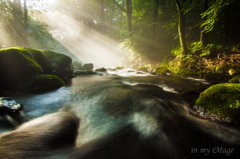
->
113, 0, 127, 13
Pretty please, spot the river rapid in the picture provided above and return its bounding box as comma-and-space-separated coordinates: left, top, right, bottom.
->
0, 69, 240, 159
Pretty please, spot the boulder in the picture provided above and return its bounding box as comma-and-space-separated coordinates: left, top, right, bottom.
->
195, 83, 240, 122
73, 70, 97, 75
0, 47, 43, 90
83, 63, 94, 71
229, 75, 240, 83
30, 74, 65, 92
137, 66, 148, 72
42, 51, 72, 77
26, 48, 49, 73
115, 66, 124, 70
95, 67, 107, 72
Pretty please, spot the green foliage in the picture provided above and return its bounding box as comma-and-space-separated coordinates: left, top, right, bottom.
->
215, 65, 232, 74
30, 74, 65, 92
154, 66, 169, 75
195, 83, 240, 121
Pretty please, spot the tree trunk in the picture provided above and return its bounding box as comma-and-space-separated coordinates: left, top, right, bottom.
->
175, 0, 188, 55
101, 0, 105, 34
200, 0, 209, 47
126, 0, 132, 38
153, 0, 160, 41
110, 1, 115, 38
118, 0, 124, 41
113, 0, 132, 38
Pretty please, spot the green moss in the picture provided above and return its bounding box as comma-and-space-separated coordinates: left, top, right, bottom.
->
137, 66, 148, 72
30, 74, 65, 92
215, 65, 232, 73
154, 66, 169, 75
0, 47, 43, 90
26, 48, 49, 73
42, 50, 72, 76
195, 83, 240, 121
229, 76, 240, 83
204, 73, 231, 80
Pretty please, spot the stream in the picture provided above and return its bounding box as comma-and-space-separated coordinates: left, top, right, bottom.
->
0, 69, 240, 159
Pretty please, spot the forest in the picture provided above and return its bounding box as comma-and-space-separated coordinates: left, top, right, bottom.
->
1, 0, 240, 67
1, 1, 240, 158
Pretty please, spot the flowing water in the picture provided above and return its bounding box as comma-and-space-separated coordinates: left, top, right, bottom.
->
0, 69, 239, 159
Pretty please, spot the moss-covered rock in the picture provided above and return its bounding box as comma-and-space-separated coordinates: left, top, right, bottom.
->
215, 65, 232, 74
83, 63, 94, 71
195, 83, 240, 122
0, 47, 43, 90
95, 67, 107, 72
30, 74, 65, 92
42, 51, 72, 77
137, 66, 148, 72
73, 70, 98, 75
204, 73, 231, 80
115, 66, 124, 70
154, 66, 170, 75
229, 69, 239, 76
26, 48, 49, 73
229, 76, 240, 83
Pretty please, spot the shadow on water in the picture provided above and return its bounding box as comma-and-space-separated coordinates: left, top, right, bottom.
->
0, 72, 239, 158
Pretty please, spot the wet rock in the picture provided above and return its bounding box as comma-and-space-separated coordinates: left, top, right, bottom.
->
95, 67, 107, 72
136, 71, 144, 74
83, 63, 94, 71
115, 66, 124, 70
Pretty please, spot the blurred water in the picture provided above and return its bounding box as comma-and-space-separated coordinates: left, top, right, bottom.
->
0, 69, 239, 158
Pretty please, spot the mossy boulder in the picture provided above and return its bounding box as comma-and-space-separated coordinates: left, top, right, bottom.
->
215, 65, 232, 74
42, 51, 72, 77
229, 76, 240, 83
195, 83, 240, 122
30, 74, 65, 92
95, 67, 107, 72
73, 70, 97, 75
154, 66, 170, 75
137, 66, 148, 72
115, 66, 124, 70
72, 61, 82, 69
26, 48, 49, 73
83, 63, 94, 71
204, 73, 231, 80
0, 47, 43, 90
229, 69, 239, 76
